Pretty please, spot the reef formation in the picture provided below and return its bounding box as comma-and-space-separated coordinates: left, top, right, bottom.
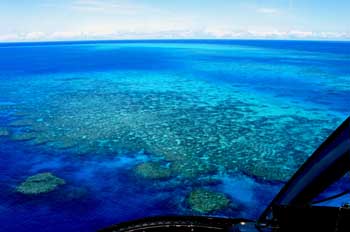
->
187, 189, 231, 213
0, 127, 9, 137
135, 162, 172, 179
16, 172, 66, 195
0, 73, 340, 184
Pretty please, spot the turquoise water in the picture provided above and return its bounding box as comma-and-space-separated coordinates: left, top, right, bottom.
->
0, 40, 349, 231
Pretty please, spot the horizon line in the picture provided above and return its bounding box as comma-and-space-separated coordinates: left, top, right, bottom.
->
1, 38, 350, 45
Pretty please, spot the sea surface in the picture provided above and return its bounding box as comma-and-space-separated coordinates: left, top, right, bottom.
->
0, 40, 349, 231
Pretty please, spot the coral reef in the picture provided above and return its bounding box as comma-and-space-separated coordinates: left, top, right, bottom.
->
135, 162, 172, 179
9, 119, 35, 127
0, 75, 340, 182
11, 131, 36, 141
170, 160, 217, 179
52, 139, 78, 149
187, 189, 230, 213
16, 172, 66, 195
0, 127, 9, 137
241, 161, 294, 182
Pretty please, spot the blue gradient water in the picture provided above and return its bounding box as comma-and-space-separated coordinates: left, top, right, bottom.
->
0, 40, 349, 231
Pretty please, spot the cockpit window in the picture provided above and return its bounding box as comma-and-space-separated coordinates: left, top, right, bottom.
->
312, 173, 350, 207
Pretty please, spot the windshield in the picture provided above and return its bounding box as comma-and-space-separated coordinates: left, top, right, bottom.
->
0, 40, 349, 231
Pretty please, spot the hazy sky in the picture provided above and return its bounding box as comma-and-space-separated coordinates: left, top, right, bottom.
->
1, 0, 350, 41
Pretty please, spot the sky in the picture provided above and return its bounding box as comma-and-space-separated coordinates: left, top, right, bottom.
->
1, 0, 350, 42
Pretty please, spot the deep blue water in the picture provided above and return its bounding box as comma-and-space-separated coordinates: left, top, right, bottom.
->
0, 40, 349, 231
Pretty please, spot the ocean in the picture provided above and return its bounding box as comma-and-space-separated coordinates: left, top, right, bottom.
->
0, 40, 349, 231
